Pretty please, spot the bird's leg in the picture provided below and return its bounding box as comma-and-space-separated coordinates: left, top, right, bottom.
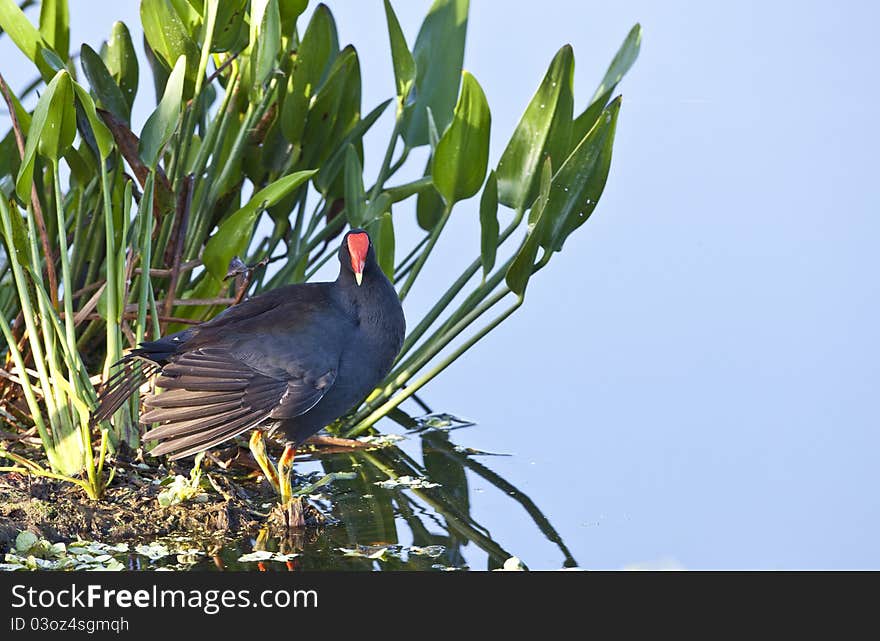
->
277, 444, 296, 506
249, 430, 280, 494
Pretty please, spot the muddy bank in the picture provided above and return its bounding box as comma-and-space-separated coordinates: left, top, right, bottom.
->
0, 455, 323, 550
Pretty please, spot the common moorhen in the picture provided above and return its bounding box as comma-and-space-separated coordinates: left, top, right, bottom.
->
92, 229, 406, 460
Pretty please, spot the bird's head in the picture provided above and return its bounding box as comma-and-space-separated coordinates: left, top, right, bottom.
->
338, 229, 374, 286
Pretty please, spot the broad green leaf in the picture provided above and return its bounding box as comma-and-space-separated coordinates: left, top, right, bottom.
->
140, 0, 200, 87
496, 45, 573, 213
81, 44, 130, 123
169, 0, 202, 34
278, 0, 308, 41
313, 98, 391, 195
281, 4, 340, 147
212, 0, 248, 52
366, 192, 391, 225
71, 83, 113, 160
300, 45, 361, 171
506, 157, 552, 297
0, 0, 53, 79
344, 144, 366, 228
542, 97, 620, 253
383, 0, 416, 100
426, 106, 440, 149
202, 169, 316, 279
15, 70, 75, 200
139, 55, 186, 169
39, 0, 69, 59
432, 71, 491, 205
39, 47, 67, 73
104, 21, 139, 110
1, 193, 30, 267
416, 157, 443, 230
249, 0, 281, 92
0, 130, 22, 186
402, 0, 468, 147
143, 36, 171, 103
375, 211, 395, 279
479, 170, 499, 279
572, 23, 640, 144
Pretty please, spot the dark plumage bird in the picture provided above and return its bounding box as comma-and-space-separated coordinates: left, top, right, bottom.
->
91, 229, 405, 460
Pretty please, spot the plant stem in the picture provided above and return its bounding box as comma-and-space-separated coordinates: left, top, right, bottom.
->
398, 203, 452, 302
368, 113, 404, 203
100, 164, 121, 381
345, 296, 522, 437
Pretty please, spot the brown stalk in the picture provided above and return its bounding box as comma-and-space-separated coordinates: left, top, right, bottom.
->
161, 175, 193, 332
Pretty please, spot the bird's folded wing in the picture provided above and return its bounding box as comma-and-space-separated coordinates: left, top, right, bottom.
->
140, 347, 335, 460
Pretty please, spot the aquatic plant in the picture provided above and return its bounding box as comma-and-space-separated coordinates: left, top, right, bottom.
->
0, 0, 639, 496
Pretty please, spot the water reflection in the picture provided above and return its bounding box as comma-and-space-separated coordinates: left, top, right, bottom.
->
200, 411, 579, 571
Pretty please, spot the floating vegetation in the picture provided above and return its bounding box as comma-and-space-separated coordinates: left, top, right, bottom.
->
374, 475, 442, 490
237, 550, 300, 563
337, 544, 446, 562
356, 434, 407, 447
412, 413, 477, 433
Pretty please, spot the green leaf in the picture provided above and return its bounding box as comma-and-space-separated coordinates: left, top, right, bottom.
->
432, 71, 491, 205
313, 98, 391, 196
344, 144, 366, 228
143, 36, 171, 103
496, 45, 573, 213
140, 0, 200, 88
278, 0, 308, 41
104, 21, 139, 111
479, 170, 499, 279
375, 211, 395, 279
402, 0, 468, 147
139, 55, 186, 169
299, 45, 361, 171
39, 0, 69, 59
249, 0, 281, 92
81, 44, 130, 123
0, 0, 53, 79
202, 170, 316, 279
365, 192, 391, 227
416, 157, 443, 230
281, 3, 339, 147
212, 0, 248, 52
572, 23, 640, 144
506, 157, 551, 297
14, 70, 75, 200
71, 82, 113, 160
383, 0, 416, 100
169, 0, 202, 34
542, 97, 620, 253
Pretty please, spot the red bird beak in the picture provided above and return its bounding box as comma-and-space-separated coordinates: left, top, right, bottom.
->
347, 232, 369, 286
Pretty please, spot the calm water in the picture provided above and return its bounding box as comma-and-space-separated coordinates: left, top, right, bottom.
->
163, 415, 578, 571
3, 2, 879, 569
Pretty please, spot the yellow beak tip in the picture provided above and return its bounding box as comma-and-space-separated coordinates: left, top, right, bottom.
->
355, 271, 363, 286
